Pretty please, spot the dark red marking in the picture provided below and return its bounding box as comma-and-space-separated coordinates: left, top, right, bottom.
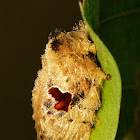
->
106, 74, 111, 80
48, 87, 72, 112
49, 87, 66, 101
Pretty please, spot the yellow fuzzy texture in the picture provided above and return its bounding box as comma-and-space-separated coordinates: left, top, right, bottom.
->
32, 21, 106, 140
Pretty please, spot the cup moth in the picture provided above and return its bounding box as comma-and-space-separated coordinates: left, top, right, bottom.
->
32, 21, 107, 140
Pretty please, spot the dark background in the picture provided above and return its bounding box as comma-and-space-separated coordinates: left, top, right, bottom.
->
0, 0, 81, 139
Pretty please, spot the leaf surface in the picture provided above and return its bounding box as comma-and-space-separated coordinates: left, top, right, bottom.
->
80, 1, 122, 140
80, 0, 140, 139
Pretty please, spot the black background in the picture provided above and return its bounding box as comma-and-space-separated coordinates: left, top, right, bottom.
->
0, 0, 81, 139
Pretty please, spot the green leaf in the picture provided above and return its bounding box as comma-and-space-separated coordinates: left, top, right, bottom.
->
82, 0, 99, 33
79, 1, 122, 140
80, 0, 140, 139
99, 1, 139, 140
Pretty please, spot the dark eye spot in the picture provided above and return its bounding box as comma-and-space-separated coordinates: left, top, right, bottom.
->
47, 79, 53, 87
71, 94, 80, 107
40, 135, 43, 140
88, 35, 94, 43
47, 111, 53, 115
69, 119, 73, 122
57, 112, 66, 117
44, 99, 52, 108
89, 79, 92, 88
79, 92, 85, 99
86, 52, 96, 61
82, 121, 87, 124
89, 123, 95, 130
51, 39, 62, 52
85, 78, 92, 89
66, 78, 69, 82
78, 104, 81, 109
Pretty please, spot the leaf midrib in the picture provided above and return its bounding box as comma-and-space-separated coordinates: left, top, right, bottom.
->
99, 7, 140, 26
